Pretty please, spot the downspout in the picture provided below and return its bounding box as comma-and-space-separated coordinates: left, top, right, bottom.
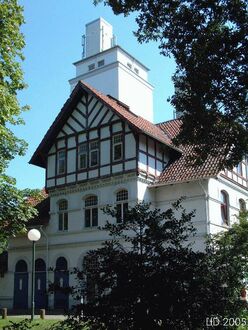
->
199, 180, 210, 236
39, 226, 49, 305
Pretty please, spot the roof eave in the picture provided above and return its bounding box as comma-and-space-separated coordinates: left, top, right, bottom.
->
149, 175, 216, 188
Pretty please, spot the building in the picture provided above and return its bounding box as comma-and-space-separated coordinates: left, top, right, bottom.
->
0, 18, 247, 311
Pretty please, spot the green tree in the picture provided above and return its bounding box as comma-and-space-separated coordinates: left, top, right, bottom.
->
63, 203, 248, 330
94, 0, 248, 169
0, 0, 36, 250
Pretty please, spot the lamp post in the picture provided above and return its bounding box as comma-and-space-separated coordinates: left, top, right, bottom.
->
27, 229, 41, 321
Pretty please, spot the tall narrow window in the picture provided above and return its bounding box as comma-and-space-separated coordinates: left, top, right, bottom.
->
57, 150, 66, 174
113, 134, 123, 161
58, 200, 68, 231
236, 162, 242, 176
78, 143, 87, 169
83, 255, 98, 302
85, 196, 98, 227
116, 190, 128, 223
90, 141, 99, 167
220, 191, 229, 225
239, 199, 246, 213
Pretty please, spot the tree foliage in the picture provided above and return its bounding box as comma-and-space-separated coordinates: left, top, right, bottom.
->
62, 203, 248, 330
94, 0, 248, 169
0, 0, 37, 249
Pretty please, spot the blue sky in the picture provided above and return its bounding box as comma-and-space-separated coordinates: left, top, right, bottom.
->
7, 0, 176, 189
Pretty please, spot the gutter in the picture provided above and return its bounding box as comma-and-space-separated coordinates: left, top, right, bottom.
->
149, 175, 216, 189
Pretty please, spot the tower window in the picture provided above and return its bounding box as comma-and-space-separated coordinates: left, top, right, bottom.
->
58, 200, 68, 231
85, 196, 98, 227
57, 150, 66, 175
116, 190, 128, 223
88, 63, 95, 71
78, 143, 87, 169
113, 134, 123, 161
98, 60, 105, 67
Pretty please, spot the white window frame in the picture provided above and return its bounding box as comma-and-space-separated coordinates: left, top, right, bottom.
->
113, 134, 123, 161
78, 143, 87, 169
116, 190, 128, 223
58, 200, 68, 231
57, 150, 66, 175
90, 141, 99, 167
85, 196, 98, 227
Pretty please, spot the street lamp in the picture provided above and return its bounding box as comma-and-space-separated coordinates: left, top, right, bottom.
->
28, 229, 41, 321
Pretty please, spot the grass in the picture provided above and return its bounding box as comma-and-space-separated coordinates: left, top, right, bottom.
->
0, 318, 61, 330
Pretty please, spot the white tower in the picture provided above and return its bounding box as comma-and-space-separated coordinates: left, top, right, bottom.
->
69, 17, 154, 122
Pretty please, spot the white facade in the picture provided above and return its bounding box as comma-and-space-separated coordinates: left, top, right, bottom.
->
0, 17, 247, 311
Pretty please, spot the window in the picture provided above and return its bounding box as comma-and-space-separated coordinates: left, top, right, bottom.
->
83, 255, 98, 302
58, 200, 68, 231
78, 143, 87, 169
134, 68, 139, 75
57, 150, 66, 174
127, 62, 132, 69
116, 190, 128, 223
90, 141, 99, 167
220, 191, 229, 225
236, 162, 242, 176
88, 63, 95, 71
98, 60, 105, 67
85, 196, 98, 227
239, 199, 246, 213
113, 134, 123, 161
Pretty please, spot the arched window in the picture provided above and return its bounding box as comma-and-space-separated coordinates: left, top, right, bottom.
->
15, 260, 27, 272
58, 200, 68, 231
220, 191, 229, 225
239, 199, 246, 213
35, 258, 46, 272
116, 190, 128, 223
56, 257, 68, 271
85, 196, 98, 227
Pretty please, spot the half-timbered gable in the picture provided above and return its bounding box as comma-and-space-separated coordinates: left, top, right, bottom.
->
138, 134, 170, 181
45, 98, 137, 189
31, 81, 180, 191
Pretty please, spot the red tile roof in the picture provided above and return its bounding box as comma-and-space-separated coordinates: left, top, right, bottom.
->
155, 119, 225, 185
30, 81, 181, 168
81, 82, 180, 150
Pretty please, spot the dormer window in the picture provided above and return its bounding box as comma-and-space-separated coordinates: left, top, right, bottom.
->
88, 63, 95, 71
90, 141, 99, 167
57, 150, 66, 175
78, 143, 87, 169
113, 134, 123, 161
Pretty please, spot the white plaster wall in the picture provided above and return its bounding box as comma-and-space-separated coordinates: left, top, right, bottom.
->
47, 155, 55, 178
0, 176, 139, 309
125, 134, 136, 159
153, 180, 208, 251
118, 65, 153, 121
116, 49, 148, 81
